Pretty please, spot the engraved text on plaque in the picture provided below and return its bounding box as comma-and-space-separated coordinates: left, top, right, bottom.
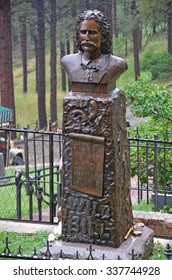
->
69, 133, 105, 197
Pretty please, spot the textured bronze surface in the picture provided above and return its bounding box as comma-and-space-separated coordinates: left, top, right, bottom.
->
72, 82, 107, 94
62, 89, 133, 248
69, 133, 104, 197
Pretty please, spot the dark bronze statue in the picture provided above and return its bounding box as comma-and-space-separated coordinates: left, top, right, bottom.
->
61, 10, 127, 91
61, 10, 133, 248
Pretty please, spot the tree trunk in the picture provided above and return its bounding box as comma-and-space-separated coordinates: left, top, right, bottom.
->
50, 0, 57, 125
124, 1, 128, 57
72, 2, 77, 53
167, 1, 172, 55
60, 41, 66, 91
104, 0, 113, 27
66, 37, 71, 92
138, 23, 142, 51
36, 0, 47, 129
20, 17, 27, 93
0, 2, 6, 104
113, 0, 118, 38
103, 0, 113, 52
30, 29, 39, 92
125, 37, 128, 57
0, 0, 16, 127
133, 27, 140, 80
131, 0, 140, 80
152, 21, 157, 35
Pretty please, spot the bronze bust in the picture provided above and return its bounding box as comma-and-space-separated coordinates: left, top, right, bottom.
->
61, 10, 128, 92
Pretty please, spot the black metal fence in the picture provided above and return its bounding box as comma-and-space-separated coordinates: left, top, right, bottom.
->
0, 236, 171, 260
0, 237, 154, 260
129, 129, 172, 213
0, 126, 62, 224
0, 126, 172, 224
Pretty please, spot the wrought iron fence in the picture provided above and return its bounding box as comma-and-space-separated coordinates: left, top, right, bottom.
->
0, 126, 172, 234
129, 130, 172, 212
129, 129, 172, 239
0, 236, 171, 260
0, 237, 143, 260
0, 126, 62, 224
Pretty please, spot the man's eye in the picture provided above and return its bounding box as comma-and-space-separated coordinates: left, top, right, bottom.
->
89, 31, 97, 35
80, 30, 86, 34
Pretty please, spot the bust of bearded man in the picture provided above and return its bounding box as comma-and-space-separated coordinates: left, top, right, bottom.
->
61, 10, 128, 93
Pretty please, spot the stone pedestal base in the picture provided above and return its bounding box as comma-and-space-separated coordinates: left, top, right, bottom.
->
41, 226, 154, 260
62, 89, 133, 247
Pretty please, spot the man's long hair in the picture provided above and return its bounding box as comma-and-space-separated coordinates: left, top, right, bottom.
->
76, 10, 112, 54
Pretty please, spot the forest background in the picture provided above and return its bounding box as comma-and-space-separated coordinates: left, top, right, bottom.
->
0, 0, 172, 133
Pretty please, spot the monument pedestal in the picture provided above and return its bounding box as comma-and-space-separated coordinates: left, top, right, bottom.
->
62, 89, 133, 248
41, 226, 154, 260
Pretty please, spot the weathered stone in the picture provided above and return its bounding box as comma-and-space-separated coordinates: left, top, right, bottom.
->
62, 89, 133, 247
133, 211, 172, 238
166, 218, 172, 229
41, 226, 154, 260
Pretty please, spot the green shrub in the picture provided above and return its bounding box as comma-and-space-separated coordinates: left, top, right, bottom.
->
149, 241, 166, 260
125, 76, 172, 130
140, 50, 172, 80
126, 77, 172, 191
160, 205, 172, 214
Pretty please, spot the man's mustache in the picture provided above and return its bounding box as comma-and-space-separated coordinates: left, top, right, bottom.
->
81, 41, 97, 47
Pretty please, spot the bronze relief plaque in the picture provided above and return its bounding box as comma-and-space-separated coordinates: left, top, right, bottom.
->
69, 133, 105, 197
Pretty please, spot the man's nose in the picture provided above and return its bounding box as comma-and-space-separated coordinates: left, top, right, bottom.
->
85, 31, 90, 41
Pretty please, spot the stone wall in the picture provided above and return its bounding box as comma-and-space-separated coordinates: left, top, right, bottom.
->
133, 211, 172, 238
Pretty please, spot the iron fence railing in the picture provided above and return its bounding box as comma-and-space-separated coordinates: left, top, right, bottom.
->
0, 237, 148, 260
0, 236, 171, 260
0, 126, 172, 224
0, 126, 62, 224
15, 166, 62, 223
0, 165, 62, 224
129, 130, 172, 212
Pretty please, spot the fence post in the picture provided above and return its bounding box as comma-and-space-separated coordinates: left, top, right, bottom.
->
37, 168, 43, 221
57, 166, 62, 208
49, 132, 54, 224
153, 134, 159, 211
0, 153, 5, 177
28, 180, 34, 220
57, 132, 62, 208
4, 130, 10, 167
164, 243, 172, 260
15, 169, 23, 219
163, 140, 167, 205
136, 134, 141, 203
145, 134, 149, 204
23, 127, 29, 194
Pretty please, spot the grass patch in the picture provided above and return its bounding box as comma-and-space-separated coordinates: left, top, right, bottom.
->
0, 166, 59, 219
0, 230, 49, 258
0, 184, 49, 219
132, 200, 155, 212
0, 231, 170, 260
